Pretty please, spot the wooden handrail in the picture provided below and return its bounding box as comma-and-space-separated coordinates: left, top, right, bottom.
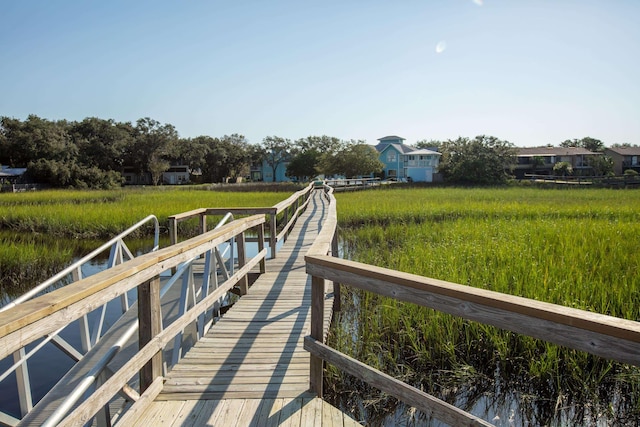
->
305, 255, 640, 355
0, 214, 266, 358
304, 337, 492, 427
305, 180, 640, 426
167, 183, 314, 258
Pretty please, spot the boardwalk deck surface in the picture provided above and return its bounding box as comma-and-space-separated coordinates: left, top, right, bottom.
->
129, 191, 361, 426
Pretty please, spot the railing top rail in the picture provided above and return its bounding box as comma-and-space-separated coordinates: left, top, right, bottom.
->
167, 208, 207, 222
305, 254, 640, 345
0, 214, 266, 347
0, 214, 160, 313
204, 207, 277, 215
306, 184, 336, 257
272, 182, 314, 213
167, 182, 314, 224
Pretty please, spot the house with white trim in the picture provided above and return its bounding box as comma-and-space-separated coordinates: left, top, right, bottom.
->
375, 136, 441, 182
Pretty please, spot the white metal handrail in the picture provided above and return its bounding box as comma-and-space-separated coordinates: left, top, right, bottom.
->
0, 215, 160, 425
31, 212, 239, 427
0, 214, 160, 312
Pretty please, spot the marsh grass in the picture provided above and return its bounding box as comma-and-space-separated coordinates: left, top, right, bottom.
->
0, 186, 287, 238
328, 186, 640, 425
0, 186, 291, 297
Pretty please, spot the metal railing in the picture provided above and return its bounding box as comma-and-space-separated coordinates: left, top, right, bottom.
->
0, 214, 267, 426
0, 215, 160, 426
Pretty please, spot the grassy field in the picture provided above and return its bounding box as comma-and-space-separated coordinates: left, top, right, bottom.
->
328, 186, 640, 425
0, 184, 297, 297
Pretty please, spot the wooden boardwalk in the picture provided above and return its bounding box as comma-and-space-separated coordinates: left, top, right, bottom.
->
128, 191, 361, 426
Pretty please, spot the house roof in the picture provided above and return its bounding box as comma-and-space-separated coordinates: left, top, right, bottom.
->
375, 142, 416, 154
0, 166, 27, 176
605, 146, 640, 156
517, 147, 599, 157
377, 135, 405, 142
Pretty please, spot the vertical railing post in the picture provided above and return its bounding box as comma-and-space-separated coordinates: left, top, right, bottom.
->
168, 217, 177, 246
257, 223, 266, 274
199, 213, 207, 235
310, 275, 325, 397
269, 210, 277, 259
138, 275, 162, 392
169, 217, 178, 274
13, 348, 33, 416
236, 232, 248, 295
331, 231, 341, 312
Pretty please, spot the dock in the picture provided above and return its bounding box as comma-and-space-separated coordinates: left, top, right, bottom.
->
124, 191, 360, 426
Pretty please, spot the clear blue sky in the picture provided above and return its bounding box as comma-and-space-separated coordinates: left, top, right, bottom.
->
1, 0, 639, 147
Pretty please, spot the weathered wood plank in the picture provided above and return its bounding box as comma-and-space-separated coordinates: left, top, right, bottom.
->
113, 376, 163, 426
306, 254, 640, 366
0, 214, 267, 356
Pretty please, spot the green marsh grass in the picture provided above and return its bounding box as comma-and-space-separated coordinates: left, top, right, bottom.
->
328, 186, 640, 425
0, 185, 294, 297
0, 186, 288, 238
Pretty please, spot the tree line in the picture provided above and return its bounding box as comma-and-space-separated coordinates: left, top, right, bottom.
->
0, 115, 383, 189
2, 114, 632, 189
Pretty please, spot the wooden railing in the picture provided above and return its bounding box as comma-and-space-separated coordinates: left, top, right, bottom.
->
0, 214, 268, 426
305, 183, 640, 427
168, 183, 314, 258
324, 177, 381, 191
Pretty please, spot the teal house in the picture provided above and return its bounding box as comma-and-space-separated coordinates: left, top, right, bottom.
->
375, 136, 441, 182
251, 159, 292, 182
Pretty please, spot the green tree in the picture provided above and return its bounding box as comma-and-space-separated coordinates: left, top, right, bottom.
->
70, 117, 131, 171
126, 118, 178, 184
588, 155, 614, 176
286, 150, 320, 181
560, 137, 605, 152
0, 115, 76, 166
260, 136, 293, 182
553, 161, 573, 177
438, 135, 516, 185
285, 135, 343, 181
317, 140, 383, 178
415, 139, 443, 150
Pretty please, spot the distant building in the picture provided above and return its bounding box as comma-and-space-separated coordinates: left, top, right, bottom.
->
514, 146, 601, 179
375, 136, 441, 182
0, 166, 27, 184
604, 146, 640, 175
251, 159, 291, 182
122, 164, 195, 185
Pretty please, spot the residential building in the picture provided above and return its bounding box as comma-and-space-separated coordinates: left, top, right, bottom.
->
375, 136, 441, 182
514, 146, 601, 179
0, 166, 27, 184
252, 159, 291, 182
604, 146, 640, 175
122, 164, 194, 185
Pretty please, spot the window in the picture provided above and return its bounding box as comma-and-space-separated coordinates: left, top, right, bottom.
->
387, 151, 397, 162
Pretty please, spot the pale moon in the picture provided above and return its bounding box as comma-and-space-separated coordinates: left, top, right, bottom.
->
435, 41, 447, 53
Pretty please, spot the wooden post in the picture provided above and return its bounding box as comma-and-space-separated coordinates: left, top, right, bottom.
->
269, 211, 277, 259
168, 217, 177, 246
257, 223, 266, 274
138, 275, 162, 392
310, 275, 325, 397
331, 232, 341, 312
168, 217, 178, 274
236, 232, 248, 295
199, 213, 207, 235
